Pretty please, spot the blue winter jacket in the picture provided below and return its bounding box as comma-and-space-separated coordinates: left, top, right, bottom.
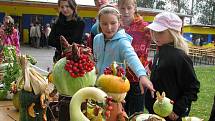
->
93, 29, 147, 78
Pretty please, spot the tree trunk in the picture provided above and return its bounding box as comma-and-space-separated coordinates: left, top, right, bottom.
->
190, 0, 194, 24
177, 0, 181, 12
211, 1, 215, 25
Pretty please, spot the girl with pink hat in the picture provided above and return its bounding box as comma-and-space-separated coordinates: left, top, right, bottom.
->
145, 12, 200, 121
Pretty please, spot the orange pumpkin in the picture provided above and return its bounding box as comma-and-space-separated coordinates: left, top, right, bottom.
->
97, 74, 130, 93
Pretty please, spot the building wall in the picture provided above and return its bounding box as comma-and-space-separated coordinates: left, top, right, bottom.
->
0, 1, 190, 44
183, 26, 215, 43
183, 26, 215, 35
0, 3, 97, 43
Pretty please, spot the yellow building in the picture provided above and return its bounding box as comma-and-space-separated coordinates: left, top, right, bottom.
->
0, 0, 189, 43
183, 24, 215, 45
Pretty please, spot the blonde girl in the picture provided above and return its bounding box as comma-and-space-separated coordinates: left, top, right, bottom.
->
145, 12, 200, 121
93, 4, 155, 120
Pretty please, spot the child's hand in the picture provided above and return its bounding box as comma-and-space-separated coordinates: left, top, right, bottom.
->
139, 76, 155, 98
168, 111, 179, 120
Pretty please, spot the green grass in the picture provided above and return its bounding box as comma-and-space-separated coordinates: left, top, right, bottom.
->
189, 66, 215, 120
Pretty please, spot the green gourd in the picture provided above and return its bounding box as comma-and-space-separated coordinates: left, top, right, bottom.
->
153, 92, 173, 117
19, 90, 43, 121
53, 57, 96, 96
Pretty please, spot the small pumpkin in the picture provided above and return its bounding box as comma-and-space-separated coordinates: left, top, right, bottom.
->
97, 61, 130, 94
97, 74, 130, 93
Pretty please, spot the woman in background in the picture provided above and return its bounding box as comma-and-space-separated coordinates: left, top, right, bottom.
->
48, 0, 85, 63
48, 0, 85, 120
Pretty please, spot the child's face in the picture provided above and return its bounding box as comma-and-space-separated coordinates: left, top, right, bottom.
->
119, 1, 136, 23
99, 13, 120, 39
151, 30, 173, 46
59, 1, 74, 17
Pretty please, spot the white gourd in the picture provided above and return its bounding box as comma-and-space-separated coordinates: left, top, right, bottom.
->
70, 87, 107, 121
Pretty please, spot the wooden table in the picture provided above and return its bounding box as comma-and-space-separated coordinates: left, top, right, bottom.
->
0, 101, 19, 121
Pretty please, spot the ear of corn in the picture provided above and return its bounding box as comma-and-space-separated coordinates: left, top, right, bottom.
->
20, 55, 48, 95
19, 55, 48, 121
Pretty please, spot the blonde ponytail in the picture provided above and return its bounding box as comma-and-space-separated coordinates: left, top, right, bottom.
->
168, 29, 189, 55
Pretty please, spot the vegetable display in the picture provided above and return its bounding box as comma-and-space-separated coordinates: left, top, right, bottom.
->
52, 36, 96, 96
70, 87, 107, 121
97, 61, 130, 121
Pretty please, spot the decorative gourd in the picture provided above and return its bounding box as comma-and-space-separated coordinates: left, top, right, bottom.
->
97, 75, 130, 93
19, 55, 48, 121
52, 36, 96, 96
53, 57, 96, 96
19, 90, 44, 121
153, 92, 173, 117
97, 62, 130, 121
97, 61, 130, 102
70, 87, 107, 121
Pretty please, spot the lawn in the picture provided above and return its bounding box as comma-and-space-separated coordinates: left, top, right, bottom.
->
189, 66, 215, 120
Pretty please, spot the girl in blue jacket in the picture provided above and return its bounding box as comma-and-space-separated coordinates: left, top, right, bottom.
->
93, 5, 155, 99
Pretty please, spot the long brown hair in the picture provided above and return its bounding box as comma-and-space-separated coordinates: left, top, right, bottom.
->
58, 0, 78, 20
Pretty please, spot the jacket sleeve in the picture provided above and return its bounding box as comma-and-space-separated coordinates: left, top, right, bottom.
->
173, 55, 200, 116
120, 39, 147, 77
48, 23, 59, 48
74, 20, 85, 44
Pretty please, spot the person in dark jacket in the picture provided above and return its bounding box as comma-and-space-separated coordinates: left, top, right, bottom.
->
209, 96, 215, 121
48, 0, 85, 63
145, 12, 200, 121
48, 0, 85, 121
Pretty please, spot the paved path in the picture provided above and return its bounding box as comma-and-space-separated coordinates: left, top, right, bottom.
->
20, 45, 55, 73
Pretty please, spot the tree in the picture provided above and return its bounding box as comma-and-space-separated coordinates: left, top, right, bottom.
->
156, 1, 166, 10
165, 0, 190, 14
137, 0, 154, 8
137, 0, 166, 9
194, 0, 215, 25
